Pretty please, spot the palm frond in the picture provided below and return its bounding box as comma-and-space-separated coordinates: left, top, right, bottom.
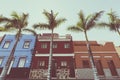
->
107, 23, 117, 31
54, 12, 58, 19
0, 16, 11, 23
11, 11, 20, 19
33, 23, 50, 30
10, 12, 29, 29
43, 10, 51, 20
23, 28, 37, 36
67, 26, 83, 32
21, 13, 29, 27
84, 14, 91, 26
97, 22, 110, 27
115, 19, 120, 28
107, 10, 117, 22
78, 10, 85, 26
86, 11, 104, 30
55, 18, 66, 27
0, 27, 6, 31
4, 22, 17, 31
76, 22, 85, 31
34, 10, 65, 31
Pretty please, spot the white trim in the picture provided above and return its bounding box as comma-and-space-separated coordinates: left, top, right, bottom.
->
80, 56, 100, 58
75, 51, 117, 54
81, 56, 89, 58
93, 56, 101, 58
38, 39, 71, 41
104, 56, 112, 58
35, 53, 74, 57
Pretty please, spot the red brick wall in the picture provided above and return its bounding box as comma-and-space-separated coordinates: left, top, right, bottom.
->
35, 41, 73, 53
75, 53, 120, 68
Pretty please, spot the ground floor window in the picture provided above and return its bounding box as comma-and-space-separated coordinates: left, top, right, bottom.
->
95, 60, 104, 75
82, 60, 90, 68
18, 57, 26, 67
61, 61, 67, 67
107, 60, 118, 76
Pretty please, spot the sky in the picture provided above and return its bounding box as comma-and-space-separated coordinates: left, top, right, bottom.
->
0, 0, 120, 46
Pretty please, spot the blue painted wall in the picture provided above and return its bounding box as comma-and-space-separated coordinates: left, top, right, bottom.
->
0, 35, 16, 68
0, 34, 36, 68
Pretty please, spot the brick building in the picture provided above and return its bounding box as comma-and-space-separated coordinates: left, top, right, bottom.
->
0, 34, 120, 80
29, 33, 75, 79
74, 41, 120, 80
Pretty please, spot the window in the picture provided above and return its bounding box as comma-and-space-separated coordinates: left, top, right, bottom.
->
23, 41, 30, 48
95, 60, 104, 75
82, 60, 90, 68
3, 41, 10, 48
107, 60, 118, 76
53, 43, 57, 48
39, 61, 45, 66
18, 57, 26, 67
64, 43, 70, 48
61, 61, 67, 66
41, 43, 47, 48
0, 57, 4, 66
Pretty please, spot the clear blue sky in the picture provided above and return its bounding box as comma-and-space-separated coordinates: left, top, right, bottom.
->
0, 0, 120, 46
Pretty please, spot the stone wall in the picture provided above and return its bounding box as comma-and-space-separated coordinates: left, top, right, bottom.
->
75, 69, 94, 79
29, 69, 70, 79
29, 69, 48, 79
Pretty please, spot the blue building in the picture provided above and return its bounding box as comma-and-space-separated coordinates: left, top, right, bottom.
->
0, 34, 36, 79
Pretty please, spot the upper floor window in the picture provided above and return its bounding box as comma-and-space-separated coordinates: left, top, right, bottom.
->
64, 43, 70, 48
41, 43, 47, 48
3, 41, 11, 49
23, 41, 30, 48
0, 57, 4, 66
53, 43, 57, 48
107, 60, 118, 76
61, 61, 67, 66
18, 57, 26, 67
82, 60, 90, 68
39, 61, 45, 67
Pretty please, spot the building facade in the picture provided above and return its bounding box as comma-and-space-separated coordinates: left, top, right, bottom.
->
0, 34, 120, 80
29, 33, 75, 79
74, 41, 120, 80
0, 35, 36, 80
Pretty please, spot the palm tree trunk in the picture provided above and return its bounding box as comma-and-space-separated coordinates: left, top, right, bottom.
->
47, 29, 53, 80
84, 31, 99, 80
0, 28, 21, 80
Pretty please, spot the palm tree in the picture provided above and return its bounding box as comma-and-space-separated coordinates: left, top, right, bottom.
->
0, 27, 7, 31
0, 15, 11, 31
98, 10, 120, 36
33, 10, 66, 80
67, 10, 103, 80
0, 12, 29, 80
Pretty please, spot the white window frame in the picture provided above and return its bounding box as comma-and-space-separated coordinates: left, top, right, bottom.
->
61, 61, 67, 66
41, 43, 47, 48
39, 61, 45, 66
23, 41, 30, 48
53, 43, 57, 48
3, 41, 11, 48
18, 57, 26, 67
64, 43, 70, 48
